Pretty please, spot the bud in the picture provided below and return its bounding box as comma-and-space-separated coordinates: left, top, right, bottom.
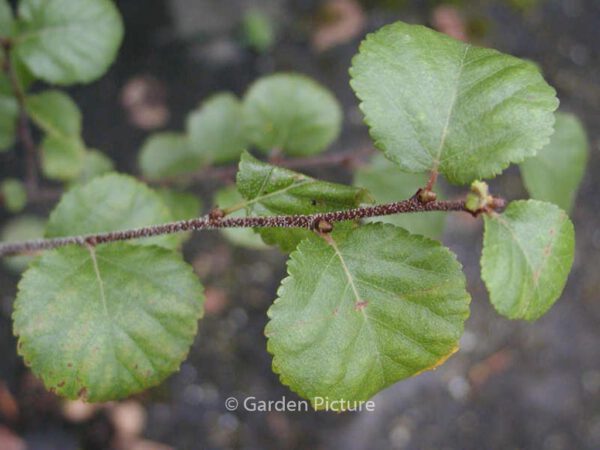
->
315, 219, 333, 234
465, 180, 495, 214
417, 188, 437, 203
209, 208, 225, 221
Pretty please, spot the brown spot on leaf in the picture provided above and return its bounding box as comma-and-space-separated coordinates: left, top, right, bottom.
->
355, 300, 369, 311
549, 228, 556, 236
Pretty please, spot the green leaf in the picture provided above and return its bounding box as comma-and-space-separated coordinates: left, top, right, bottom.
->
1, 215, 45, 272
0, 0, 14, 37
41, 134, 85, 181
241, 10, 275, 53
13, 243, 204, 401
266, 223, 470, 407
26, 90, 82, 137
0, 49, 34, 96
156, 188, 202, 245
237, 151, 371, 252
46, 173, 178, 249
520, 112, 588, 212
139, 132, 204, 181
242, 73, 342, 156
350, 21, 558, 184
15, 0, 124, 85
187, 93, 248, 165
156, 189, 201, 222
481, 200, 575, 321
1, 178, 27, 213
76, 150, 114, 184
214, 185, 268, 250
354, 154, 446, 239
0, 94, 18, 152
0, 49, 33, 152
26, 91, 87, 181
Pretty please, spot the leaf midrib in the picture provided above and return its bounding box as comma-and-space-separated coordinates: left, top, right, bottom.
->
434, 45, 471, 168
87, 245, 109, 318
326, 235, 387, 384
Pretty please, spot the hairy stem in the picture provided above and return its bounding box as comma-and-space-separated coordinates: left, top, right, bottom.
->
0, 196, 505, 257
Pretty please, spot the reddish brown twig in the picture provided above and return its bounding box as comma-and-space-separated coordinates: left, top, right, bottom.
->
0, 196, 499, 257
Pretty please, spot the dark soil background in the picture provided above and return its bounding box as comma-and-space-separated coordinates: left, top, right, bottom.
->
1, 0, 599, 449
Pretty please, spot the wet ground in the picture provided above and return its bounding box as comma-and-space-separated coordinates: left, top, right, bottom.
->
1, 0, 599, 449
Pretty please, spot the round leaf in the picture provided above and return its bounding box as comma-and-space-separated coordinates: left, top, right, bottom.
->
76, 150, 114, 185
1, 215, 45, 272
242, 73, 342, 156
520, 112, 588, 212
26, 90, 82, 137
15, 0, 124, 85
1, 178, 27, 213
350, 21, 558, 184
481, 200, 575, 321
139, 132, 204, 181
0, 49, 35, 96
156, 189, 201, 222
13, 243, 204, 401
46, 173, 178, 249
186, 93, 248, 164
266, 223, 470, 406
41, 134, 85, 181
